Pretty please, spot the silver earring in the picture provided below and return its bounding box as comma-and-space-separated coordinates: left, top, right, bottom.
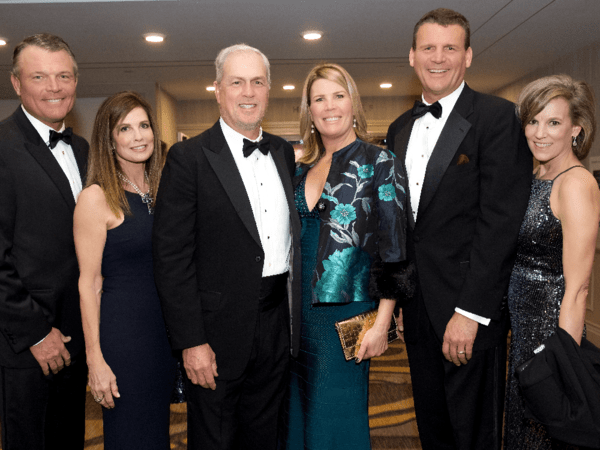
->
311, 124, 315, 134
572, 136, 577, 147
353, 118, 357, 128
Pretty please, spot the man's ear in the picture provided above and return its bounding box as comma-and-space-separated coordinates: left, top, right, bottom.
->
11, 74, 21, 97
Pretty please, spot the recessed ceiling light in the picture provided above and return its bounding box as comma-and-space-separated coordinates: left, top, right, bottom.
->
206, 86, 216, 92
380, 83, 392, 89
303, 31, 322, 41
144, 33, 164, 43
283, 85, 295, 90
0, 39, 7, 46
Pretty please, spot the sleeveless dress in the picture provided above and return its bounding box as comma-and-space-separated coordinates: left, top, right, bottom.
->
100, 191, 177, 449
504, 167, 585, 450
282, 178, 376, 450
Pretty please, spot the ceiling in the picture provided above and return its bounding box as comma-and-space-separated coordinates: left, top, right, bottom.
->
0, 0, 599, 101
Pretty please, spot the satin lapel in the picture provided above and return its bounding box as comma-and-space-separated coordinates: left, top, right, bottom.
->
202, 127, 262, 248
394, 117, 417, 230
72, 140, 88, 185
14, 108, 77, 211
417, 104, 472, 220
269, 140, 296, 226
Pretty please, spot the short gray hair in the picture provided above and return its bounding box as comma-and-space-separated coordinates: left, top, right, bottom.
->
215, 43, 270, 86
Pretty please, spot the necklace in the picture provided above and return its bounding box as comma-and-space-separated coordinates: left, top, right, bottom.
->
117, 171, 154, 214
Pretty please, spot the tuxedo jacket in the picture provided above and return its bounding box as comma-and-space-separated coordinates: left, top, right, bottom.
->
387, 84, 532, 349
153, 121, 301, 379
0, 107, 88, 368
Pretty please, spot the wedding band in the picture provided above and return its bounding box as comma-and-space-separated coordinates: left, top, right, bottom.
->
94, 396, 103, 403
458, 351, 465, 355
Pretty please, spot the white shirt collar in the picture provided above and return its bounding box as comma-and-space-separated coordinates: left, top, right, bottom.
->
21, 105, 65, 146
422, 81, 465, 121
219, 117, 263, 153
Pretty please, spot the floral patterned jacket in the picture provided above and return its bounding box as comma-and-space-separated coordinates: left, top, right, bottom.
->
294, 139, 409, 305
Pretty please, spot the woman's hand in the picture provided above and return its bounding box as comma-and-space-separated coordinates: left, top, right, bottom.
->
88, 359, 120, 409
355, 323, 389, 363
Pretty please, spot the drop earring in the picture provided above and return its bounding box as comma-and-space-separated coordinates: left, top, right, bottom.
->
311, 124, 315, 134
353, 118, 357, 128
572, 136, 577, 147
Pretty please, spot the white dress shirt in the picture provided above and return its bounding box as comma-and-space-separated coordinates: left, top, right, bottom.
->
22, 106, 82, 201
405, 83, 490, 326
220, 118, 291, 277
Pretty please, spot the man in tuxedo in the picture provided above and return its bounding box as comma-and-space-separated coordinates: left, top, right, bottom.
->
387, 9, 532, 449
153, 44, 300, 450
0, 34, 89, 449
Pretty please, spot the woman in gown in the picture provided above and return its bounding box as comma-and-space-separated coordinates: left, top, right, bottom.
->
281, 63, 411, 449
504, 75, 600, 449
74, 91, 176, 449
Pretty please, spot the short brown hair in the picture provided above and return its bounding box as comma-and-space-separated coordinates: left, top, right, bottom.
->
12, 33, 78, 79
86, 91, 165, 217
299, 63, 373, 165
412, 8, 470, 50
517, 74, 596, 160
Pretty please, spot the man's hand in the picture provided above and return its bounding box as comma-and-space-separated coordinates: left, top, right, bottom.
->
29, 327, 71, 375
442, 312, 478, 366
183, 343, 218, 390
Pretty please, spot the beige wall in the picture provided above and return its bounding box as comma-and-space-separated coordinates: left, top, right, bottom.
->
177, 95, 418, 141
155, 85, 179, 149
494, 42, 600, 346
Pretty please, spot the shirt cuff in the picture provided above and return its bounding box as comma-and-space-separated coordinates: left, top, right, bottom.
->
455, 307, 490, 326
33, 332, 50, 346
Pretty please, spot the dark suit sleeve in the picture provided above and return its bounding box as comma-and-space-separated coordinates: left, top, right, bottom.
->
153, 142, 206, 350
0, 150, 52, 353
457, 100, 531, 319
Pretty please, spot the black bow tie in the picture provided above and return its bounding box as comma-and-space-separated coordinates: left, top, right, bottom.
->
242, 137, 270, 158
411, 100, 442, 120
49, 128, 73, 149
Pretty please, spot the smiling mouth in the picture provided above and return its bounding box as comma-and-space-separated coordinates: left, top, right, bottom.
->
428, 69, 448, 74
45, 99, 64, 103
534, 142, 552, 147
131, 145, 147, 150
239, 104, 257, 109
323, 117, 341, 122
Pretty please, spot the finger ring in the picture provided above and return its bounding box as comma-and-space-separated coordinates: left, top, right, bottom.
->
94, 395, 104, 403
458, 351, 465, 354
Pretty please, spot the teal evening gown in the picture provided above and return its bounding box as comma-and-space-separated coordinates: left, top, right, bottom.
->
281, 177, 375, 450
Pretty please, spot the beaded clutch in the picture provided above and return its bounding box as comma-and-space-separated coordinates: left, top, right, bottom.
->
334, 309, 399, 361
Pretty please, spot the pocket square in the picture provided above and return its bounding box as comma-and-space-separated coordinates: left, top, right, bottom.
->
457, 154, 470, 165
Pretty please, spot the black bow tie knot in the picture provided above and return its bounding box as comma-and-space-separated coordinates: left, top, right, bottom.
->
49, 127, 73, 149
411, 100, 442, 120
242, 137, 270, 158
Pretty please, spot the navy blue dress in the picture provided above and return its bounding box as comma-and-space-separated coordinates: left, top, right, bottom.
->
100, 191, 177, 449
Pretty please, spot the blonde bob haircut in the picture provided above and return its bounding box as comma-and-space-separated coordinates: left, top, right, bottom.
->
86, 91, 165, 217
299, 63, 373, 166
517, 74, 596, 161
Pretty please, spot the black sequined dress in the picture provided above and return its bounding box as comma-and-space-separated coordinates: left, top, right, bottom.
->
504, 167, 585, 450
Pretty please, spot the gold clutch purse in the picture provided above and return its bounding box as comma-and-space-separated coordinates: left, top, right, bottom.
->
334, 309, 399, 361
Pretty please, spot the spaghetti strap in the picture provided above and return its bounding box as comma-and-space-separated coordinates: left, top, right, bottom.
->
551, 165, 586, 181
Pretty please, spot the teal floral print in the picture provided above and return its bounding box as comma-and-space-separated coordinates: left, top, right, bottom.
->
294, 139, 406, 305
314, 247, 371, 303
331, 204, 356, 225
378, 183, 396, 201
357, 164, 374, 179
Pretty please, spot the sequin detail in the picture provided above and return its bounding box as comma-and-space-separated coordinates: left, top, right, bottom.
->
504, 169, 584, 450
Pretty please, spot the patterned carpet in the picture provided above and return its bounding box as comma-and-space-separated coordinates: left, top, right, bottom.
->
80, 340, 420, 449
0, 341, 420, 449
